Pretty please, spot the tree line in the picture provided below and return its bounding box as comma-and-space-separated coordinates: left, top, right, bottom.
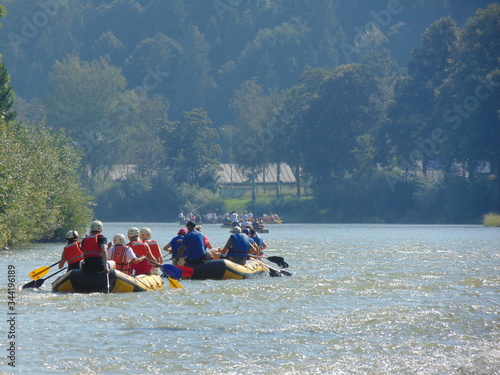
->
0, 1, 498, 228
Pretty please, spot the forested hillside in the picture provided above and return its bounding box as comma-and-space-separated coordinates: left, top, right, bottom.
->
0, 0, 498, 224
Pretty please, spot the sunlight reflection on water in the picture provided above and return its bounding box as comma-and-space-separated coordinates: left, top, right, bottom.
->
2, 223, 499, 374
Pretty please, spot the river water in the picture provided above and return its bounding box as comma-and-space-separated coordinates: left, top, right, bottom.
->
1, 223, 499, 374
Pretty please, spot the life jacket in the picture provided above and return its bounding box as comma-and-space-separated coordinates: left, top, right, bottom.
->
170, 235, 184, 257
109, 245, 132, 275
129, 240, 152, 275
227, 233, 250, 258
82, 234, 104, 258
252, 234, 264, 249
144, 239, 162, 263
183, 230, 206, 262
63, 241, 83, 264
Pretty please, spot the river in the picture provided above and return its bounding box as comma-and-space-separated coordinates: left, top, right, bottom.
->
1, 223, 499, 374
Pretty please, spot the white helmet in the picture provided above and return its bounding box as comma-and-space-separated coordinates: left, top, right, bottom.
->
113, 233, 127, 246
231, 226, 242, 233
66, 230, 78, 240
90, 220, 103, 232
140, 227, 152, 240
127, 227, 140, 238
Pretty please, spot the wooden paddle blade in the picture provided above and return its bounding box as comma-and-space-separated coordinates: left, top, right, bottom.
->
29, 266, 50, 280
167, 277, 183, 289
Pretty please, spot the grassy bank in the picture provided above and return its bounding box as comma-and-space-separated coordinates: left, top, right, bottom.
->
483, 213, 500, 227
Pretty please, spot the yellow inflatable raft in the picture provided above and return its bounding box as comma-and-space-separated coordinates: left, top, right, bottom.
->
52, 269, 164, 293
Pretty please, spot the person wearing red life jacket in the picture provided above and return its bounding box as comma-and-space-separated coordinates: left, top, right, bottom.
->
140, 227, 162, 275
108, 233, 146, 275
58, 230, 84, 272
127, 227, 155, 276
81, 220, 109, 274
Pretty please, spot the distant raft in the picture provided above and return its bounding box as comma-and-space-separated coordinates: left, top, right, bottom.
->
219, 224, 269, 233
179, 259, 268, 280
51, 269, 164, 293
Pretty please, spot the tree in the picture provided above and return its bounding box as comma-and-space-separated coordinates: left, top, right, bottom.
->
301, 63, 385, 212
271, 66, 333, 197
229, 79, 276, 199
45, 55, 128, 178
0, 6, 16, 121
0, 121, 93, 246
161, 108, 221, 189
437, 4, 500, 189
387, 17, 458, 175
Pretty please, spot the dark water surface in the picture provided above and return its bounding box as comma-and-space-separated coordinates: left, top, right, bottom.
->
1, 223, 498, 374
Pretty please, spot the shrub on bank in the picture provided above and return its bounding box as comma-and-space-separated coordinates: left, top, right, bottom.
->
0, 121, 93, 246
483, 213, 500, 227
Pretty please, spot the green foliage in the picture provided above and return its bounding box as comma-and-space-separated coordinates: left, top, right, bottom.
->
0, 121, 93, 246
483, 213, 500, 227
0, 58, 16, 121
437, 4, 500, 179
45, 55, 128, 177
0, 1, 498, 224
161, 108, 221, 188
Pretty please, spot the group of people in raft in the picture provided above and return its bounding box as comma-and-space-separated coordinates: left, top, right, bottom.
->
58, 220, 268, 277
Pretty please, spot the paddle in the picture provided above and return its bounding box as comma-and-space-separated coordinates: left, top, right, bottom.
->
23, 267, 67, 289
160, 264, 183, 279
28, 261, 60, 280
172, 265, 194, 278
147, 260, 183, 289
263, 255, 289, 269
251, 257, 292, 277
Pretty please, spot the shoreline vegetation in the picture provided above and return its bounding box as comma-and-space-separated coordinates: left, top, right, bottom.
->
483, 213, 500, 227
1, 3, 499, 247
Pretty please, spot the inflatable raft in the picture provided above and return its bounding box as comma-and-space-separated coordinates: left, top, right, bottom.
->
219, 224, 269, 233
51, 269, 164, 293
178, 259, 268, 280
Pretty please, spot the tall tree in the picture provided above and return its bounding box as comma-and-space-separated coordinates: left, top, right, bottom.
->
301, 63, 384, 207
437, 4, 500, 189
387, 17, 458, 175
272, 66, 333, 197
0, 5, 16, 121
229, 79, 276, 199
161, 108, 221, 189
45, 55, 127, 178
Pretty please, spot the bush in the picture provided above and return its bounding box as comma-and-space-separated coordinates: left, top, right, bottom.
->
483, 213, 500, 227
0, 121, 93, 246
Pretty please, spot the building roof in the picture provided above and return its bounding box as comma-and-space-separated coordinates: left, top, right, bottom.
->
219, 163, 296, 184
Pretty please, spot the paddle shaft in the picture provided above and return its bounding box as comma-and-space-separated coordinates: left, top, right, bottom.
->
252, 257, 292, 277
23, 267, 67, 289
147, 260, 183, 288
29, 260, 60, 280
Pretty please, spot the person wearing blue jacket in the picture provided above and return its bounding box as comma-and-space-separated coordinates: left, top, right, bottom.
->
220, 226, 258, 265
176, 221, 212, 264
163, 228, 187, 265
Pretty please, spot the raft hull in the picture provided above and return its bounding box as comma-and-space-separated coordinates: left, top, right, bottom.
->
51, 269, 164, 293
181, 259, 268, 280
219, 224, 269, 233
